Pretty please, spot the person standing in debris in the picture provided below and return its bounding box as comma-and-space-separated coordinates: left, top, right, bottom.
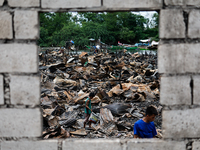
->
133, 105, 158, 138
96, 45, 100, 53
70, 39, 75, 50
84, 92, 95, 128
70, 39, 74, 45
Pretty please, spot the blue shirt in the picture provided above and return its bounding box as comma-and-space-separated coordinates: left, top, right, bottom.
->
134, 119, 157, 138
70, 40, 74, 44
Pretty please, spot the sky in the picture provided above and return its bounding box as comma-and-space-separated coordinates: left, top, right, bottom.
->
71, 11, 158, 28
72, 11, 157, 19
132, 11, 157, 19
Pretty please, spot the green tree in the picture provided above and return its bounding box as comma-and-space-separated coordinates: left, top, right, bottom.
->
145, 13, 159, 41
38, 12, 159, 47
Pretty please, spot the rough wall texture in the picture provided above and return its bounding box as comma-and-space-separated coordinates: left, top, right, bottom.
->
0, 108, 42, 137
0, 0, 199, 149
188, 10, 200, 38
159, 9, 185, 38
0, 0, 4, 6
158, 43, 200, 73
0, 11, 13, 39
14, 10, 39, 39
165, 0, 200, 6
0, 44, 38, 73
163, 108, 200, 138
10, 75, 40, 105
103, 0, 162, 9
1, 140, 57, 150
63, 139, 123, 150
0, 75, 4, 104
160, 76, 191, 105
127, 139, 186, 150
8, 0, 40, 7
41, 0, 101, 9
193, 75, 200, 105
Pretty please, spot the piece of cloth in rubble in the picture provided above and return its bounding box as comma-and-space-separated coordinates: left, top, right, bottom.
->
85, 98, 91, 114
134, 119, 157, 138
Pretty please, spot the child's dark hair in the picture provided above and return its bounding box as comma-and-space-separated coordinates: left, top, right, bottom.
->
146, 105, 158, 116
89, 92, 95, 98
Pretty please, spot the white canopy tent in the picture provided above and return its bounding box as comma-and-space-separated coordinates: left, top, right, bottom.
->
151, 41, 159, 46
140, 39, 149, 43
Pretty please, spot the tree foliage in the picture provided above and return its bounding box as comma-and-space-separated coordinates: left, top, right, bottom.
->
38, 12, 159, 48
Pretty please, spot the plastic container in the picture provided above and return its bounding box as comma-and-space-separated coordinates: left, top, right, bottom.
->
89, 112, 99, 123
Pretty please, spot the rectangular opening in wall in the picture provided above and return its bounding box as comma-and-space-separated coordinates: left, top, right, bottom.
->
38, 11, 161, 139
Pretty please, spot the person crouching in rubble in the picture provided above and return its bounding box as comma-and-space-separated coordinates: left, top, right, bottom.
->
133, 105, 158, 138
84, 92, 95, 128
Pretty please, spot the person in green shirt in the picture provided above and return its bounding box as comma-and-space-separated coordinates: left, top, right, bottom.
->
84, 92, 95, 128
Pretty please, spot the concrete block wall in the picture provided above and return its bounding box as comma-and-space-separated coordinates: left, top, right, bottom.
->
159, 2, 200, 145
0, 0, 200, 149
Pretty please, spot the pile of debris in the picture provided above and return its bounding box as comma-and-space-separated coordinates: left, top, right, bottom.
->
39, 48, 162, 139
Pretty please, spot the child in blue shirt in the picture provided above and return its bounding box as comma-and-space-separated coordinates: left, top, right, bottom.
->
134, 105, 158, 138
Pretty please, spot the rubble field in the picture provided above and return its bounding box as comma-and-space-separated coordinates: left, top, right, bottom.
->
39, 48, 162, 139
